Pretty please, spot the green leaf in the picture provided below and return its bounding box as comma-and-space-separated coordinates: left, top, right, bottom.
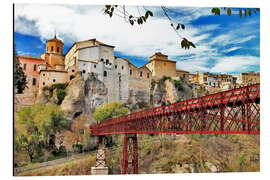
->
129, 15, 133, 19
217, 8, 220, 15
181, 24, 185, 30
142, 16, 146, 22
227, 8, 231, 16
176, 24, 180, 30
239, 10, 242, 18
130, 20, 134, 25
105, 5, 111, 10
244, 9, 247, 17
248, 8, 252, 16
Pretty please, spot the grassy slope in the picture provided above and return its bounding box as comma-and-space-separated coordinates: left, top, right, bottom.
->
16, 134, 259, 176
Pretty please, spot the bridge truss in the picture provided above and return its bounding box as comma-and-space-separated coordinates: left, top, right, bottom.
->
90, 83, 260, 174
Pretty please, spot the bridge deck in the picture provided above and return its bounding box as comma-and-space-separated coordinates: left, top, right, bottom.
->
90, 84, 260, 135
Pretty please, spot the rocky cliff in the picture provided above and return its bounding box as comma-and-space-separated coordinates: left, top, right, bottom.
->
150, 78, 193, 107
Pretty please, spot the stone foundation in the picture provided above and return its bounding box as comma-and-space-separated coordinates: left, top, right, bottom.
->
91, 167, 108, 175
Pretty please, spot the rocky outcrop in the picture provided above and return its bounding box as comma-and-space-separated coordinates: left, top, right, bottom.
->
83, 72, 107, 119
150, 78, 193, 107
61, 72, 107, 122
61, 72, 84, 121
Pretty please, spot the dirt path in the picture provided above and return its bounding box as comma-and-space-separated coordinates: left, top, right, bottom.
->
14, 151, 95, 174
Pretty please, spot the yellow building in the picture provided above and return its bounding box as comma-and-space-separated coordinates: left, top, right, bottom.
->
40, 35, 65, 69
145, 52, 189, 82
238, 71, 260, 85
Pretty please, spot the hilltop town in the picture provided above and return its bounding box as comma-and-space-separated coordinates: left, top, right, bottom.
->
16, 35, 260, 112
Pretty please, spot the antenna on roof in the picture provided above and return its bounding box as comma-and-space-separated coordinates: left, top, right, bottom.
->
54, 29, 57, 39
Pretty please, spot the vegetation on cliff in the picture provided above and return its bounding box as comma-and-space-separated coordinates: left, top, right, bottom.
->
15, 104, 68, 165
93, 102, 128, 122
14, 46, 27, 94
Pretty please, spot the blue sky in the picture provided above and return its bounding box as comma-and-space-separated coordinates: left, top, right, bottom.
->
14, 4, 260, 74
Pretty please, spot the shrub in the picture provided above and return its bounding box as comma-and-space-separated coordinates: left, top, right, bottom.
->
173, 79, 183, 91
56, 89, 66, 105
162, 76, 172, 81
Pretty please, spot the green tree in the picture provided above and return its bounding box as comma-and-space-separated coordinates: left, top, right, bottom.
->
15, 104, 68, 162
93, 102, 129, 122
13, 45, 27, 94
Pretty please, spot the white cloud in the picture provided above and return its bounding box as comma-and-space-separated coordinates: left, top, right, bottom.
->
14, 4, 259, 73
222, 46, 241, 53
210, 55, 260, 73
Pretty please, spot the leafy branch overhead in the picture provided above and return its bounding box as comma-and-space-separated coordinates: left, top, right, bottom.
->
103, 5, 259, 50
211, 7, 260, 18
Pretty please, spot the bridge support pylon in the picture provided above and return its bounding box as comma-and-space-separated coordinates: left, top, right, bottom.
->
121, 133, 138, 174
91, 136, 108, 175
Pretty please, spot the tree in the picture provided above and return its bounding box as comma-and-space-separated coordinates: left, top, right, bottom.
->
15, 104, 68, 162
93, 102, 129, 122
13, 45, 27, 94
102, 5, 259, 49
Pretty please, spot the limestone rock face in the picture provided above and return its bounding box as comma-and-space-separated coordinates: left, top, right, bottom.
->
83, 72, 107, 119
151, 79, 193, 107
61, 72, 84, 121
60, 72, 107, 122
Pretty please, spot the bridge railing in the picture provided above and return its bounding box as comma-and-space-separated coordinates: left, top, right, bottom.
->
90, 83, 260, 135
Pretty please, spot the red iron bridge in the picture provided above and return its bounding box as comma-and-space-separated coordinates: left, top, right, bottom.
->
90, 83, 260, 174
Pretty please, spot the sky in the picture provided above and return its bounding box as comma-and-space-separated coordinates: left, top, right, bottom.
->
14, 4, 260, 74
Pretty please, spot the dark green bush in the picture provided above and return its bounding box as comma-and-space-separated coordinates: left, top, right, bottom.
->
173, 79, 183, 91
162, 76, 172, 81
56, 89, 66, 105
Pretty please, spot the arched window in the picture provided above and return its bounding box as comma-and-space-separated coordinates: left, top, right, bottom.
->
130, 69, 132, 75
140, 71, 143, 77
104, 71, 107, 77
122, 66, 124, 70
147, 73, 150, 78
57, 47, 59, 52
106, 59, 109, 65
51, 46, 54, 51
32, 78, 36, 85
33, 64, 37, 71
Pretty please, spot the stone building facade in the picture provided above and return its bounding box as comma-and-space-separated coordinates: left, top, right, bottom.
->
17, 36, 191, 110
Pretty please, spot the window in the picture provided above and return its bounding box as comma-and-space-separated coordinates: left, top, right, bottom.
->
43, 73, 45, 76
94, 65, 96, 68
33, 64, 37, 71
104, 71, 107, 77
147, 73, 150, 78
101, 58, 104, 62
115, 65, 117, 69
82, 70, 86, 74
51, 46, 54, 51
43, 82, 45, 86
32, 78, 36, 85
47, 47, 48, 51
106, 59, 109, 65
57, 47, 59, 52
130, 70, 132, 75
122, 66, 124, 70
72, 69, 75, 73
83, 64, 86, 66
140, 71, 143, 77
53, 79, 56, 82
23, 63, 27, 70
